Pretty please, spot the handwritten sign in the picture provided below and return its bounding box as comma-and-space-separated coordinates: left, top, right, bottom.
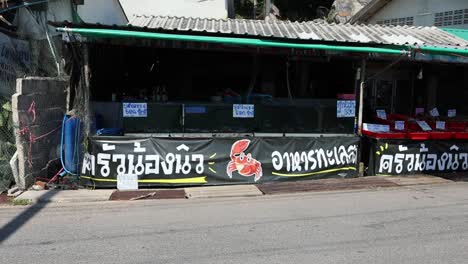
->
448, 109, 456, 118
337, 100, 356, 118
429, 107, 439, 117
233, 104, 254, 118
394, 121, 405, 131
117, 174, 138, 190
363, 123, 390, 133
123, 103, 147, 117
376, 109, 387, 120
415, 108, 424, 115
436, 121, 446, 130
417, 120, 432, 131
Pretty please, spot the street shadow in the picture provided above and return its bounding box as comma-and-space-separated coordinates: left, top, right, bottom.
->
0, 190, 58, 244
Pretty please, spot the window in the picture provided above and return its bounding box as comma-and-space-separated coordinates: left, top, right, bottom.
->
376, 17, 414, 26
434, 9, 468, 27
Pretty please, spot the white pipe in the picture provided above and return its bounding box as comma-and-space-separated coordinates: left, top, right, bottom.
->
357, 59, 366, 136
9, 151, 19, 186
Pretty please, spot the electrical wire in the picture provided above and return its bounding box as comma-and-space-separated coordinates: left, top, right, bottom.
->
365, 55, 407, 82
286, 59, 293, 101
0, 0, 48, 15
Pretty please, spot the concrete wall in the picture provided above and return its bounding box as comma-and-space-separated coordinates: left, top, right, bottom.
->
12, 78, 67, 189
48, 0, 73, 23
78, 0, 128, 25
368, 0, 468, 29
119, 0, 229, 19
48, 0, 127, 25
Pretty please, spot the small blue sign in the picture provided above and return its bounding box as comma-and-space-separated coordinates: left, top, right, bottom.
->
123, 103, 147, 118
337, 100, 356, 118
233, 104, 255, 118
185, 106, 207, 114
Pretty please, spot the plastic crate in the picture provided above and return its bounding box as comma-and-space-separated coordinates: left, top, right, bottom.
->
447, 121, 466, 131
429, 131, 454, 140
363, 130, 407, 139
454, 132, 468, 140
407, 132, 430, 140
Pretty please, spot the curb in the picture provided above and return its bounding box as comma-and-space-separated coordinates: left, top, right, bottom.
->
14, 175, 454, 204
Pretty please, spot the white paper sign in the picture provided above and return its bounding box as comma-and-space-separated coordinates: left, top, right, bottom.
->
448, 109, 456, 118
363, 123, 390, 132
429, 107, 439, 117
337, 100, 356, 118
123, 103, 148, 117
394, 121, 405, 131
436, 121, 446, 130
415, 108, 424, 115
117, 174, 138, 190
233, 104, 254, 118
416, 120, 432, 131
376, 109, 387, 120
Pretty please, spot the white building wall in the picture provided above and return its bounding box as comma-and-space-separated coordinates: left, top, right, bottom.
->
47, 0, 127, 25
48, 0, 73, 22
77, 0, 128, 25
119, 0, 229, 19
368, 0, 468, 29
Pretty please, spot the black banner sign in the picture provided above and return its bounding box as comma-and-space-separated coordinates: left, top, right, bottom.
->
81, 136, 359, 187
368, 138, 468, 176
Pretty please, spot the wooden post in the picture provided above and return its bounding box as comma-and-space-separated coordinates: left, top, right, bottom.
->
357, 59, 367, 136
82, 44, 92, 136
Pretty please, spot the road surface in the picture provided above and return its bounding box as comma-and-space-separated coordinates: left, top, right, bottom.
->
1, 183, 468, 264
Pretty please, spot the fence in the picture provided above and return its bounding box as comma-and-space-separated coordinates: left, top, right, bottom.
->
0, 96, 15, 192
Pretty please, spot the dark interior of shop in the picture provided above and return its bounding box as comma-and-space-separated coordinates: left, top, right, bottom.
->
88, 44, 356, 134
364, 61, 468, 121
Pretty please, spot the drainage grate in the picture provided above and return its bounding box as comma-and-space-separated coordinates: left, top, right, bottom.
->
109, 190, 186, 201
256, 177, 399, 195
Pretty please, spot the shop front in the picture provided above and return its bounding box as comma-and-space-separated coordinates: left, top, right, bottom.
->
54, 18, 468, 187
362, 62, 468, 176
80, 41, 360, 187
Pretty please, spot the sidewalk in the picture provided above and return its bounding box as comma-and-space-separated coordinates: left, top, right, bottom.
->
12, 175, 454, 204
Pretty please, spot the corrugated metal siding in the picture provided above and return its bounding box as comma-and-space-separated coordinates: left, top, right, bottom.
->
129, 15, 468, 48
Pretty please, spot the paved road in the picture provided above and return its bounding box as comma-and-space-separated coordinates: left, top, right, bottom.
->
1, 183, 468, 264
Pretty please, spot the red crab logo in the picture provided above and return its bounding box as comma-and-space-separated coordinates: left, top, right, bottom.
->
227, 139, 263, 182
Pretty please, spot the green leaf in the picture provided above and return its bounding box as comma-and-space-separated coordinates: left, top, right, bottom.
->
7, 115, 12, 131
2, 102, 11, 112
0, 113, 5, 127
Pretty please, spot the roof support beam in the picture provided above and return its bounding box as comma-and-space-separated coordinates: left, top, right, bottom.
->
56, 27, 410, 55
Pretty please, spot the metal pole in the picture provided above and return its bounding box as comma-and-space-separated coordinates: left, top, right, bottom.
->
357, 59, 366, 136
265, 0, 271, 19
182, 104, 185, 133
253, 0, 257, 19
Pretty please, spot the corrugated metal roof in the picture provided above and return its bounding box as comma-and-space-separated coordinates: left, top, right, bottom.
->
128, 15, 468, 49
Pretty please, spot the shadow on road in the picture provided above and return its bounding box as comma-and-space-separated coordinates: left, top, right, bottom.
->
0, 190, 58, 244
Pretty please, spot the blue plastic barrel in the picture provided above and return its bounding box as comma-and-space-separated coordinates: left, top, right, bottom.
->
64, 116, 80, 174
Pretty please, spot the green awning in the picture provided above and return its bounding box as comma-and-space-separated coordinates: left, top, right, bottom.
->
56, 27, 410, 55
56, 27, 468, 57
442, 28, 468, 41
